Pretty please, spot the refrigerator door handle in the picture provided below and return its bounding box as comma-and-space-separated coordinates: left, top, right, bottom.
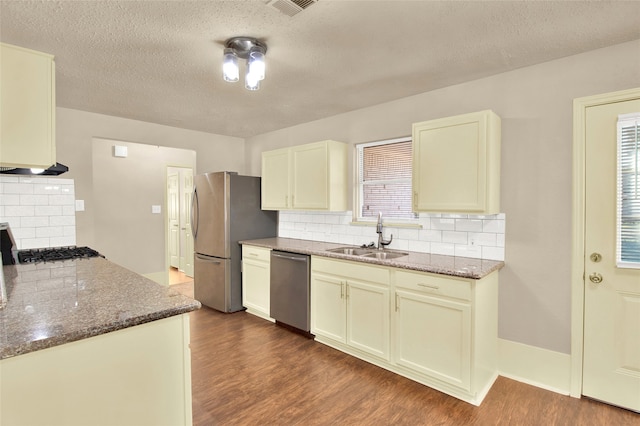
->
195, 253, 221, 264
191, 188, 199, 238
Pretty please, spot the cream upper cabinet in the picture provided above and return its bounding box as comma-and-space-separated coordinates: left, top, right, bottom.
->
261, 148, 291, 210
412, 110, 501, 214
311, 257, 390, 361
0, 43, 56, 169
261, 140, 348, 211
241, 245, 273, 321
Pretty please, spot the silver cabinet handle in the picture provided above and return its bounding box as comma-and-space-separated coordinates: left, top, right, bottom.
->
417, 283, 439, 290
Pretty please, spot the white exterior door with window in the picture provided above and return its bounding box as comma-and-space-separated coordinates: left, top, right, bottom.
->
582, 94, 640, 411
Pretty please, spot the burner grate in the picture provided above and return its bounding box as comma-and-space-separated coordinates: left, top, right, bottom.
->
17, 246, 103, 264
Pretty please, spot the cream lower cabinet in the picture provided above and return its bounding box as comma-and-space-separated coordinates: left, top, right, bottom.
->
394, 271, 473, 392
0, 43, 56, 169
412, 110, 501, 214
0, 315, 193, 426
311, 255, 498, 405
311, 257, 390, 361
261, 140, 347, 211
241, 245, 273, 321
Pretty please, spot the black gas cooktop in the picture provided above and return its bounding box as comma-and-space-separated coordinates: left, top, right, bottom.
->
17, 246, 103, 264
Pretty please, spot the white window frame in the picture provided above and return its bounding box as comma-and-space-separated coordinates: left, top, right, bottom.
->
353, 136, 419, 225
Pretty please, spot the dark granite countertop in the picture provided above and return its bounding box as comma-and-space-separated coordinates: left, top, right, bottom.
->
0, 257, 200, 360
240, 237, 504, 280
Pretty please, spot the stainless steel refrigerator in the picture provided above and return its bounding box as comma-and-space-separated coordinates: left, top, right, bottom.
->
192, 172, 277, 312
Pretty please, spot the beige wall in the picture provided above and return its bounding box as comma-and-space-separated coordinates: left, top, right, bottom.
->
245, 39, 640, 354
92, 138, 195, 277
56, 108, 243, 277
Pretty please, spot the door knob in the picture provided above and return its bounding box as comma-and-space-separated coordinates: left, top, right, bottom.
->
589, 272, 603, 284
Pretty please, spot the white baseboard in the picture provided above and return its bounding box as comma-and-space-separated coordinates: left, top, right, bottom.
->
498, 338, 571, 395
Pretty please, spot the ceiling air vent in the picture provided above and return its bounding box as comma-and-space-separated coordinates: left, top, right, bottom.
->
265, 0, 318, 17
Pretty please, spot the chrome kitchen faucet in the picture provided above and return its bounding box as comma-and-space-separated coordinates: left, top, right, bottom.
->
376, 212, 393, 250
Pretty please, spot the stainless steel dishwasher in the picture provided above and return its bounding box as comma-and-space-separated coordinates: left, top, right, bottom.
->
270, 250, 311, 333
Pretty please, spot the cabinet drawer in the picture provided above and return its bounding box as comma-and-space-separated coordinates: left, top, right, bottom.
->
242, 245, 271, 262
312, 256, 389, 285
395, 270, 471, 301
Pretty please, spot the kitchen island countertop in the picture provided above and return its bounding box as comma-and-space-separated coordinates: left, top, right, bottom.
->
0, 257, 200, 360
240, 237, 504, 279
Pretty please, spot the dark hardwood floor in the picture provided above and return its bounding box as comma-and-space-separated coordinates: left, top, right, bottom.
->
188, 305, 638, 425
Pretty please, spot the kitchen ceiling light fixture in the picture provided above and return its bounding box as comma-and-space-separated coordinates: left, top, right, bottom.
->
223, 37, 267, 91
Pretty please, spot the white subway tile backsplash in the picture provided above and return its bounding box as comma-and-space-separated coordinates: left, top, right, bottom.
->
20, 216, 50, 227
277, 210, 506, 261
431, 242, 456, 256
1, 194, 19, 205
430, 217, 455, 231
455, 219, 483, 232
455, 245, 482, 259
35, 206, 63, 216
0, 176, 76, 249
443, 230, 468, 244
408, 239, 430, 253
12, 227, 36, 239
3, 182, 34, 194
419, 229, 442, 242
20, 194, 50, 206
5, 205, 35, 217
36, 226, 64, 238
469, 232, 497, 247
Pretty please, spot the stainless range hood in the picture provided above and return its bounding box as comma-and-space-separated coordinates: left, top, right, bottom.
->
0, 163, 69, 176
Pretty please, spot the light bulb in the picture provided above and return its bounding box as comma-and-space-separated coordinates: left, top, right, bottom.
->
223, 48, 239, 82
247, 46, 265, 81
245, 65, 260, 91
30, 168, 45, 174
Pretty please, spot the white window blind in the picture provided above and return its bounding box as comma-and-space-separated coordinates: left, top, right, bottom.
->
617, 113, 640, 268
356, 137, 417, 221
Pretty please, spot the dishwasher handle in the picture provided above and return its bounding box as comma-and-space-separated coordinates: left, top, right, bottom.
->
271, 252, 308, 262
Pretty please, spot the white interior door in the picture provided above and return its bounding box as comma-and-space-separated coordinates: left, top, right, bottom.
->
583, 97, 640, 411
182, 170, 194, 277
167, 172, 180, 269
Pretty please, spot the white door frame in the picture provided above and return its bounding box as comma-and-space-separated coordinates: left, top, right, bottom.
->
571, 87, 640, 397
164, 165, 195, 284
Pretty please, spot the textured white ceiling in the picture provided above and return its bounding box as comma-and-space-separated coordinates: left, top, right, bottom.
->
1, 0, 639, 138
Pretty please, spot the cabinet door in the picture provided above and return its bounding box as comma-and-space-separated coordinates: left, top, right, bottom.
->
242, 258, 270, 317
346, 280, 390, 360
291, 142, 328, 209
412, 110, 500, 214
261, 148, 290, 210
0, 43, 55, 169
311, 273, 346, 343
395, 289, 471, 391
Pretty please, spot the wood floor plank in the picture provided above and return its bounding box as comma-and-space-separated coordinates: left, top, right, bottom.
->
188, 305, 639, 425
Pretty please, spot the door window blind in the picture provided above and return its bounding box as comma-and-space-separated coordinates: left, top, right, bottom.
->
617, 113, 640, 268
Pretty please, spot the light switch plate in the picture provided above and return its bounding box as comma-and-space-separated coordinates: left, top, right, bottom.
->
75, 200, 85, 211
113, 145, 128, 158
151, 205, 161, 214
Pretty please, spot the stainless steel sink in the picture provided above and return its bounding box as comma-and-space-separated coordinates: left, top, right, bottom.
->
362, 251, 408, 260
325, 246, 408, 260
325, 246, 373, 256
